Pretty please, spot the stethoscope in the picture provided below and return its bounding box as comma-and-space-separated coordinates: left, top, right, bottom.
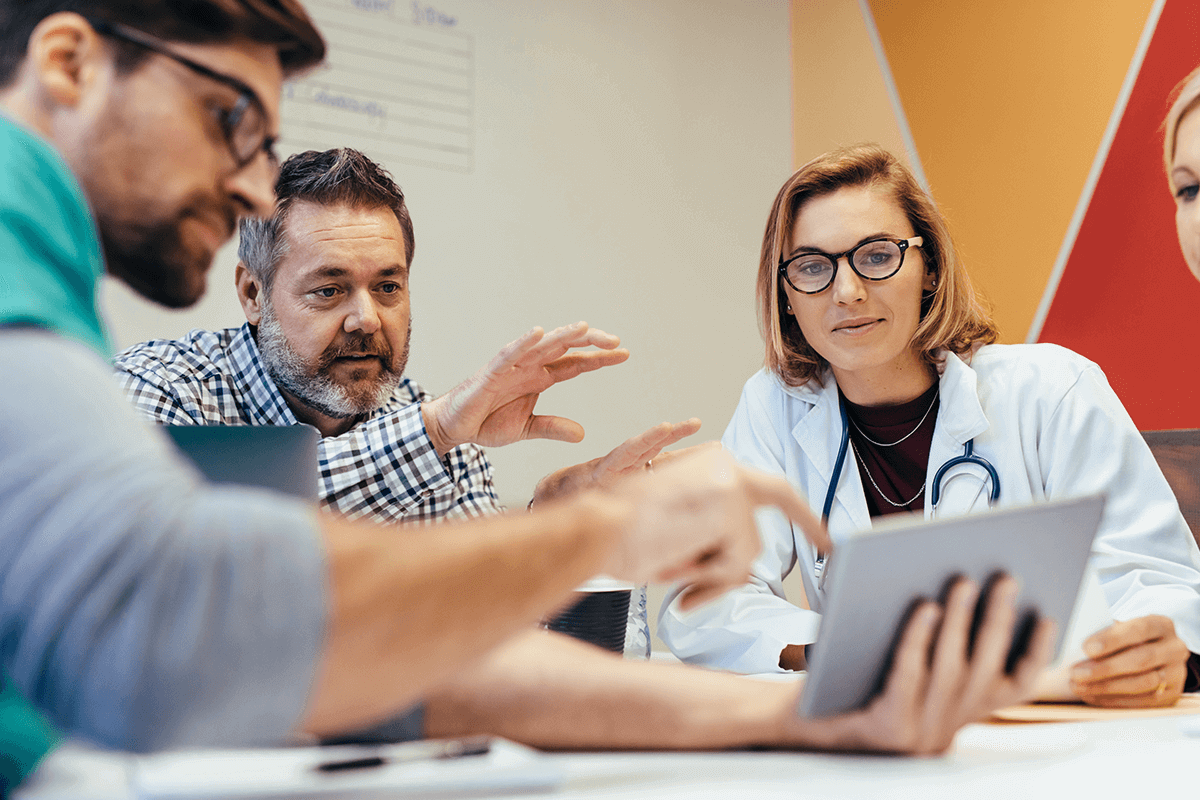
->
811, 400, 1001, 590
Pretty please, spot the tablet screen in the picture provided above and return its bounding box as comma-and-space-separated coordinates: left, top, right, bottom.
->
798, 494, 1105, 718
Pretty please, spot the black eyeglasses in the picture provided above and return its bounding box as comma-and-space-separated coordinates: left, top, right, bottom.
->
89, 18, 279, 174
779, 236, 923, 294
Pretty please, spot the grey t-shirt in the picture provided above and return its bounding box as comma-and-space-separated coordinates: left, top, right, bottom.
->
0, 329, 327, 752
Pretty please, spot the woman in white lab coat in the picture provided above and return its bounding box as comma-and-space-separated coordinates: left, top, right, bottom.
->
658, 144, 1200, 707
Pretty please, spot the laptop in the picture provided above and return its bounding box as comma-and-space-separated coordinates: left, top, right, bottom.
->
163, 424, 320, 501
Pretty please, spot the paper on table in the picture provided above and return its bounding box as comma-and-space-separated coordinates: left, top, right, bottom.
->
132, 737, 562, 800
1031, 564, 1114, 702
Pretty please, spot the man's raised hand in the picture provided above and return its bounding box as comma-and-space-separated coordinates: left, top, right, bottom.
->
421, 322, 628, 456
531, 418, 706, 503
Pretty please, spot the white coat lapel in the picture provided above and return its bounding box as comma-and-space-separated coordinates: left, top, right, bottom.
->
926, 352, 992, 518
791, 376, 871, 534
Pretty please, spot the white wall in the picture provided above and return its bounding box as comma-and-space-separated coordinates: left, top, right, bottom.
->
100, 0, 794, 644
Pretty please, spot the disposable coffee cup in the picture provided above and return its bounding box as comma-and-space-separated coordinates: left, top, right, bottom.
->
544, 576, 632, 655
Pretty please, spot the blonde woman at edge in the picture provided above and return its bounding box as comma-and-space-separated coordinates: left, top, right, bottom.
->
659, 144, 1200, 708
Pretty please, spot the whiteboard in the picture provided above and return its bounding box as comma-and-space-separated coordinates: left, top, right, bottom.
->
100, 0, 794, 508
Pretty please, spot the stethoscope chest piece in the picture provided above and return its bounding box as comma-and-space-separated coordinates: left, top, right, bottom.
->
812, 400, 1001, 588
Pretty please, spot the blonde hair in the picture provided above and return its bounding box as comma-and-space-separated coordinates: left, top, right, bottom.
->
1164, 65, 1200, 193
757, 144, 997, 387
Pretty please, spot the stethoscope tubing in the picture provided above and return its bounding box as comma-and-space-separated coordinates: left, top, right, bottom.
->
930, 438, 1000, 506
811, 399, 1001, 590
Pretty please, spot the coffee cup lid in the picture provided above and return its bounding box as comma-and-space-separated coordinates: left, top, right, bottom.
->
576, 575, 635, 592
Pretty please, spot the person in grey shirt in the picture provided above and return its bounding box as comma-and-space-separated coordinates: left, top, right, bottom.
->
0, 1, 1051, 785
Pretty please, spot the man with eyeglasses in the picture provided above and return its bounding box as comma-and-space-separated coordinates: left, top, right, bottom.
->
0, 0, 1050, 790
0, 3, 322, 787
0, 0, 835, 780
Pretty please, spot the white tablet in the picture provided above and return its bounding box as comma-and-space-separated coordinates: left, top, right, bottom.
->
798, 494, 1106, 718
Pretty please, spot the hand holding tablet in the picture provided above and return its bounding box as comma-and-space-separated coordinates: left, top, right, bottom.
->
798, 495, 1105, 720
786, 575, 1055, 755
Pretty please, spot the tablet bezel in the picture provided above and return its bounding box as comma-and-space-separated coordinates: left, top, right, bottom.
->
797, 494, 1106, 718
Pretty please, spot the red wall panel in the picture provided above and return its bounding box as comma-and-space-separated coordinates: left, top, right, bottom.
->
1038, 0, 1200, 429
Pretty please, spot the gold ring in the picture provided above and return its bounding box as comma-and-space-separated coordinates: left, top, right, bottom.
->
1155, 668, 1168, 698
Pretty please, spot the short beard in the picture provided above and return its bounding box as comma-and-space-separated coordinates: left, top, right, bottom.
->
62, 82, 232, 309
256, 299, 409, 420
102, 221, 212, 309
89, 180, 235, 309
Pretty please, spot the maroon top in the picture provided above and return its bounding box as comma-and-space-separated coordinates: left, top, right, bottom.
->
842, 382, 940, 518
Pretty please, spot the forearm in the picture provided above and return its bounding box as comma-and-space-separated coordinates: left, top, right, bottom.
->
419, 627, 985, 754
4, 334, 326, 751
422, 629, 801, 750
302, 495, 625, 736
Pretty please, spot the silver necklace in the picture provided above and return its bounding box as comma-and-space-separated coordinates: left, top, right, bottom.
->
850, 440, 926, 508
847, 388, 939, 447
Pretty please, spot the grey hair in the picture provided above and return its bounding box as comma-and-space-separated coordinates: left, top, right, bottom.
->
237, 147, 415, 295
237, 215, 291, 296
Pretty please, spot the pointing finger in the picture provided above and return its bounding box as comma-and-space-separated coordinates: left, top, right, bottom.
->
740, 467, 831, 553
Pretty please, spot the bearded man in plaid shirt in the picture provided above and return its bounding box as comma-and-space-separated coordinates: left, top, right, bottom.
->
114, 147, 700, 524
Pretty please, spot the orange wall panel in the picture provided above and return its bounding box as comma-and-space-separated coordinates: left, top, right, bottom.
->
866, 0, 1154, 341
790, 0, 907, 169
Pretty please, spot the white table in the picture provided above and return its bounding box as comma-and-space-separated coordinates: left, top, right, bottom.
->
544, 715, 1199, 798
17, 714, 1200, 799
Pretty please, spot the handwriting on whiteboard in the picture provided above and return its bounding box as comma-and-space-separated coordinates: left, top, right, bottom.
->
280, 0, 472, 173
411, 3, 458, 27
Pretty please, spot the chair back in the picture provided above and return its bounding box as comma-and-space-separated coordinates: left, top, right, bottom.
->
1142, 429, 1200, 550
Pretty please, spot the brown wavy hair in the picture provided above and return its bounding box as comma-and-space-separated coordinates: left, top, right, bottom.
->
757, 144, 998, 387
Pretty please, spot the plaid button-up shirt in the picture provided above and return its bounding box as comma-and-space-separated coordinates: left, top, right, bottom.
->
113, 323, 502, 525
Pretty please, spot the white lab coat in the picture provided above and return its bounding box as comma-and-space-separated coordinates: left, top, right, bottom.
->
659, 343, 1200, 674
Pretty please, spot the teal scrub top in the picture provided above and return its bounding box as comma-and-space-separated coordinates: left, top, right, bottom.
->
0, 114, 112, 790
0, 113, 111, 353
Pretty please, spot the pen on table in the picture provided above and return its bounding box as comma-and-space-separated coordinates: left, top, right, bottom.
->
314, 736, 492, 773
